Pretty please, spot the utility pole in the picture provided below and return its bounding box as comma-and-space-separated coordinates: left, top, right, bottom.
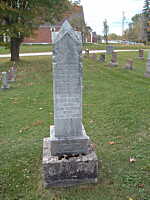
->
122, 11, 126, 37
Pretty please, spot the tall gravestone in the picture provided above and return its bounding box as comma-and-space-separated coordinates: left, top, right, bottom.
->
144, 51, 150, 77
42, 21, 98, 188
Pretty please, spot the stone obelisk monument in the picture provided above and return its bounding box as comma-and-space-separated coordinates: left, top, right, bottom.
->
42, 21, 98, 187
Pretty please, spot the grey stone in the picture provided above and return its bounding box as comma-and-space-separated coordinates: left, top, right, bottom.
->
124, 59, 134, 70
42, 138, 99, 188
106, 45, 114, 54
108, 52, 118, 67
42, 20, 98, 188
1, 72, 10, 89
144, 51, 150, 77
49, 20, 89, 156
8, 66, 17, 82
98, 54, 105, 63
138, 49, 144, 59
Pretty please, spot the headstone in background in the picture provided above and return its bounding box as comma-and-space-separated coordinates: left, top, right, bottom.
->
109, 52, 118, 67
1, 72, 10, 89
42, 21, 98, 188
8, 66, 17, 82
98, 54, 105, 63
106, 45, 114, 54
138, 49, 144, 59
144, 51, 150, 77
91, 53, 97, 60
124, 59, 134, 70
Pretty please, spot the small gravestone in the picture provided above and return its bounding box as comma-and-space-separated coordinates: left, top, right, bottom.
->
106, 45, 114, 54
42, 21, 98, 188
91, 53, 97, 60
144, 51, 150, 77
1, 72, 10, 89
138, 49, 144, 59
8, 66, 17, 82
98, 54, 105, 63
124, 59, 134, 70
108, 52, 118, 67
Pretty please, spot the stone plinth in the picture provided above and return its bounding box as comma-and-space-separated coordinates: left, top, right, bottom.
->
43, 138, 99, 188
49, 125, 89, 156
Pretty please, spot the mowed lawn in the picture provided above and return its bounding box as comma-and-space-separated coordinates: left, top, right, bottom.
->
0, 52, 150, 200
0, 43, 150, 55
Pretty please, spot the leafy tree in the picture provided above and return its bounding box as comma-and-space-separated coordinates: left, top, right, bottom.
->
124, 14, 145, 42
0, 0, 71, 61
143, 0, 150, 42
103, 19, 109, 44
108, 33, 121, 40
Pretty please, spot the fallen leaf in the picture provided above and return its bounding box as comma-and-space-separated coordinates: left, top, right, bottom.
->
129, 157, 136, 163
137, 183, 144, 188
19, 127, 30, 133
32, 120, 44, 126
91, 143, 96, 150
108, 141, 116, 145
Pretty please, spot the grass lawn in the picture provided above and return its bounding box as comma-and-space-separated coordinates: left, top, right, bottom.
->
0, 52, 150, 200
0, 43, 150, 55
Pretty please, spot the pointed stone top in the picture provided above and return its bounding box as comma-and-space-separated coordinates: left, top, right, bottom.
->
60, 20, 73, 32
54, 20, 82, 44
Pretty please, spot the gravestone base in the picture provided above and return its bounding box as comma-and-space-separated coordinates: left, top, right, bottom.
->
49, 125, 89, 156
108, 62, 118, 67
144, 72, 150, 77
1, 86, 10, 90
124, 65, 134, 70
42, 137, 99, 188
137, 57, 144, 60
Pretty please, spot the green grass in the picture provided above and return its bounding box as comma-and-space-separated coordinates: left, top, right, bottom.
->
0, 43, 150, 55
0, 52, 150, 200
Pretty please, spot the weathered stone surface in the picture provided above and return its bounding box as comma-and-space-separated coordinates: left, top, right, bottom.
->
124, 59, 134, 70
138, 49, 144, 59
43, 138, 99, 188
8, 67, 17, 82
108, 52, 118, 67
1, 72, 10, 89
98, 54, 105, 63
144, 51, 150, 77
49, 20, 89, 156
42, 21, 99, 188
50, 125, 89, 156
106, 45, 114, 54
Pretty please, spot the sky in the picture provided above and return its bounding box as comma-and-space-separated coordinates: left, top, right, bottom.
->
80, 0, 144, 35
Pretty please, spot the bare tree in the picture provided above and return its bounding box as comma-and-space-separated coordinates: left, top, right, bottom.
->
103, 19, 109, 44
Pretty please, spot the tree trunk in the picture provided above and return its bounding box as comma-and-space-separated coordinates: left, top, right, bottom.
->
10, 37, 22, 61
